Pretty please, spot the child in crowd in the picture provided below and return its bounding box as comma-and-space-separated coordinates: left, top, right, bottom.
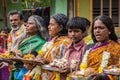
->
54, 17, 87, 80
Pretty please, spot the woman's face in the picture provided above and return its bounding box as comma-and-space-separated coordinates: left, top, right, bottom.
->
68, 28, 83, 44
48, 18, 62, 36
93, 19, 110, 42
25, 17, 38, 35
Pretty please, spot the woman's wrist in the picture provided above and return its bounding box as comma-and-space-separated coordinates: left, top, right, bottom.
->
102, 73, 110, 80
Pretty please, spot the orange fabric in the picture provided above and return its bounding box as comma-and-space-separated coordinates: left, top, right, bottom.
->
87, 40, 120, 79
7, 24, 25, 51
41, 36, 71, 80
44, 36, 71, 61
8, 64, 13, 72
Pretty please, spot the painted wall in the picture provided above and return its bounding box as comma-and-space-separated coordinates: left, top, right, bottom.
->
0, 0, 4, 28
0, 0, 23, 29
79, 0, 90, 20
50, 0, 67, 16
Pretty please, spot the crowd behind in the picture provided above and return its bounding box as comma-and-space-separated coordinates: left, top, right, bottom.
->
0, 10, 120, 80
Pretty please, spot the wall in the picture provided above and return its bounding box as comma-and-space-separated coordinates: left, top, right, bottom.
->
0, 0, 23, 29
79, 0, 90, 20
50, 0, 67, 16
0, 0, 4, 28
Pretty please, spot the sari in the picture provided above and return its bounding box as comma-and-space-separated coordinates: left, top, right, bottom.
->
10, 35, 46, 80
18, 35, 46, 54
83, 35, 93, 45
80, 40, 120, 80
0, 36, 9, 80
0, 36, 6, 53
40, 36, 71, 80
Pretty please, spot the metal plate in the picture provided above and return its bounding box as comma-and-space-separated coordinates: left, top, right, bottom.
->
42, 65, 59, 71
104, 69, 120, 75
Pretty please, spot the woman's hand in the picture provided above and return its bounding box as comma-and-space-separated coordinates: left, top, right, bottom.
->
59, 65, 70, 73
41, 58, 49, 64
88, 73, 106, 80
14, 50, 23, 58
0, 62, 8, 69
84, 68, 95, 77
35, 57, 49, 64
24, 63, 36, 70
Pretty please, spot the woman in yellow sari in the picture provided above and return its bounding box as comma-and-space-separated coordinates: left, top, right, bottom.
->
37, 13, 71, 80
80, 15, 120, 80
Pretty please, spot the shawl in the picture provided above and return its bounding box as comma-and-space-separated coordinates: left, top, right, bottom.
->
43, 36, 71, 60
18, 35, 46, 55
87, 40, 120, 71
83, 35, 93, 45
80, 40, 120, 80
41, 36, 71, 80
10, 35, 45, 80
7, 24, 26, 51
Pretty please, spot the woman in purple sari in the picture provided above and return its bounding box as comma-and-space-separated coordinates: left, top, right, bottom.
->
0, 28, 10, 80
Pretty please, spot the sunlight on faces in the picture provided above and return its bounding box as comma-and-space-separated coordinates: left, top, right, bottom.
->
25, 17, 38, 35
9, 14, 22, 31
48, 18, 62, 36
68, 29, 83, 43
94, 20, 110, 42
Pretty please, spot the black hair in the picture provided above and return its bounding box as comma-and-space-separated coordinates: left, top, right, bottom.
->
0, 27, 10, 33
82, 17, 91, 28
66, 16, 86, 33
8, 10, 23, 20
91, 15, 118, 42
51, 13, 68, 36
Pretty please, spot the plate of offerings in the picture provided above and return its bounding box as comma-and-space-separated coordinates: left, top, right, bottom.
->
0, 53, 15, 61
9, 57, 23, 61
104, 68, 120, 75
70, 71, 87, 80
42, 65, 59, 71
70, 76, 87, 80
20, 58, 39, 64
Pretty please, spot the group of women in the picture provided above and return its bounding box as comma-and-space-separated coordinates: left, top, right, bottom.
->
0, 10, 120, 80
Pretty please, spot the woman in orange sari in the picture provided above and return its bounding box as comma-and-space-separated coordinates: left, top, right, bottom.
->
24, 13, 71, 80
40, 13, 71, 80
80, 15, 120, 80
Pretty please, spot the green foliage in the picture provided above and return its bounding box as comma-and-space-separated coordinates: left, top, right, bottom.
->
22, 0, 50, 9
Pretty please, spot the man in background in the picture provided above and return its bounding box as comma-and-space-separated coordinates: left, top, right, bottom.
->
7, 10, 26, 52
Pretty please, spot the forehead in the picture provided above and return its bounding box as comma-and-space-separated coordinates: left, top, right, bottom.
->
27, 17, 36, 23
94, 19, 105, 26
50, 18, 57, 23
9, 14, 20, 19
68, 28, 82, 31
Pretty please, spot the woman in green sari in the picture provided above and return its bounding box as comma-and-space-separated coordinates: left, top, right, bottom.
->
9, 15, 48, 80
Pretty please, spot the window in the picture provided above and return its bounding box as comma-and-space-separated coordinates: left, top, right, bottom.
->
68, 0, 77, 18
93, 0, 119, 27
